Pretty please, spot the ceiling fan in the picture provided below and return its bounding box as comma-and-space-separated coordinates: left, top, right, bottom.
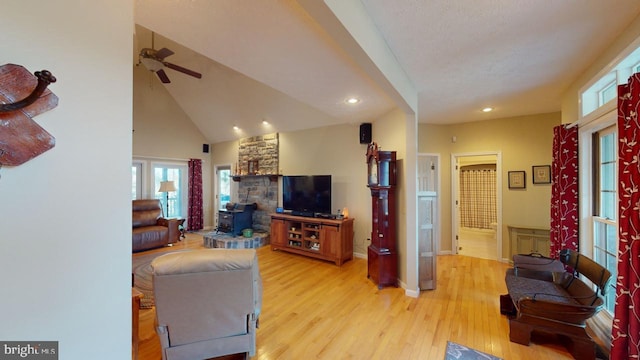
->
137, 32, 202, 84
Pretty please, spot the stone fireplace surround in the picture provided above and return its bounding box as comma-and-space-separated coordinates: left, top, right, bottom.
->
235, 133, 279, 232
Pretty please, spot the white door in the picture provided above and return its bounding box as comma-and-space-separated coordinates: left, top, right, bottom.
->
417, 154, 438, 290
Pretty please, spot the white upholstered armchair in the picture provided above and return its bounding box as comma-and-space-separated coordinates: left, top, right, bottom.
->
151, 248, 262, 360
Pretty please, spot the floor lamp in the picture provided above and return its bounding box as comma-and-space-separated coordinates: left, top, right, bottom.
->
158, 180, 176, 218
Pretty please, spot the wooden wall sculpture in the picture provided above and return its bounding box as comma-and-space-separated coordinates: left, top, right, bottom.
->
0, 64, 58, 166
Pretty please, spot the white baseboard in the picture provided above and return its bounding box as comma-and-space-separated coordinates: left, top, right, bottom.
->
353, 252, 366, 259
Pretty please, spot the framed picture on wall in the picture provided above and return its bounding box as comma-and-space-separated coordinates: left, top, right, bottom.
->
508, 171, 526, 189
532, 165, 551, 184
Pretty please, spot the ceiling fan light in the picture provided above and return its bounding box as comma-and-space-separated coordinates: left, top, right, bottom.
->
140, 57, 163, 72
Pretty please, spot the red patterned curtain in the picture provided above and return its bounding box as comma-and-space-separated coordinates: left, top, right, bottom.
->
187, 158, 203, 231
611, 73, 640, 359
549, 124, 579, 259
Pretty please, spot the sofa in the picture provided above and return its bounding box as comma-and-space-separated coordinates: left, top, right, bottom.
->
152, 248, 262, 360
132, 199, 179, 252
504, 250, 612, 360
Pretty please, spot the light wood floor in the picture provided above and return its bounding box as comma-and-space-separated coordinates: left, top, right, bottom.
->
136, 233, 577, 360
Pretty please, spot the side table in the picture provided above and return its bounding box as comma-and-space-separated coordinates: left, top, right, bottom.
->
132, 288, 143, 360
176, 218, 186, 239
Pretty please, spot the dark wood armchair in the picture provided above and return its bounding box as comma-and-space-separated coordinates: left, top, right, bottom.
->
505, 249, 612, 360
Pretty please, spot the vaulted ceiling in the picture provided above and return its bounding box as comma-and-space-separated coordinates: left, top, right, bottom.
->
134, 0, 640, 144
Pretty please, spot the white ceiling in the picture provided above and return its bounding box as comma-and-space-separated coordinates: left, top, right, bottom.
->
134, 0, 640, 144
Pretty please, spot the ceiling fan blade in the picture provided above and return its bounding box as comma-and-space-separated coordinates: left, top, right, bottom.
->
156, 69, 171, 84
164, 62, 202, 79
155, 47, 174, 60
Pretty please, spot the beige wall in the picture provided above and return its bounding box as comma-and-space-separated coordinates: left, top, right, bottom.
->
0, 1, 132, 357
419, 112, 560, 260
133, 64, 214, 227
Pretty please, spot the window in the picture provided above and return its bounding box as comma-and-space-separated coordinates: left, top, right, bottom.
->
132, 161, 144, 200
217, 166, 231, 210
153, 164, 187, 218
599, 81, 617, 106
580, 38, 640, 118
592, 126, 618, 314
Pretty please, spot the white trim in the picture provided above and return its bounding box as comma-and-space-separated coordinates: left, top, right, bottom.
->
132, 155, 190, 162
404, 288, 419, 298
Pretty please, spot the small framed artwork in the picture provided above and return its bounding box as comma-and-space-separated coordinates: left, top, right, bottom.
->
508, 171, 526, 189
532, 165, 551, 184
247, 160, 259, 175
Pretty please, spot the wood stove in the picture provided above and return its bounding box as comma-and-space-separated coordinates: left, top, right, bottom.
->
217, 203, 257, 236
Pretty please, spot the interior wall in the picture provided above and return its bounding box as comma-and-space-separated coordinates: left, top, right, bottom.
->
279, 124, 371, 256
0, 1, 132, 358
419, 112, 560, 260
133, 63, 213, 228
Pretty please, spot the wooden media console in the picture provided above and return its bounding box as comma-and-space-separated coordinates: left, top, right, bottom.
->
270, 213, 354, 265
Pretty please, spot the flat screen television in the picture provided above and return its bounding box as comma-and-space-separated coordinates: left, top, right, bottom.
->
282, 175, 331, 216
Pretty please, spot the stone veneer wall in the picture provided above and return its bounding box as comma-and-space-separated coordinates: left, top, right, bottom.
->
237, 133, 279, 175
237, 133, 279, 231
237, 176, 278, 232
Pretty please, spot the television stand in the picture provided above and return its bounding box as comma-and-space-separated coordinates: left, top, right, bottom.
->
270, 213, 354, 265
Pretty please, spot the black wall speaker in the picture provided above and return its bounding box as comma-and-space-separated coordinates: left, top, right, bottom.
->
359, 123, 372, 144
202, 144, 210, 153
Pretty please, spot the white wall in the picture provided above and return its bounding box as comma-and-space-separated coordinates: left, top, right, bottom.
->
0, 2, 132, 359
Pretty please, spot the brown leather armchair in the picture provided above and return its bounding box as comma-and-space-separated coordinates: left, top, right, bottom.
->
132, 199, 179, 252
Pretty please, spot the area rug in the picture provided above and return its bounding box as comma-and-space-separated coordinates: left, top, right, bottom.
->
132, 249, 192, 309
445, 341, 502, 360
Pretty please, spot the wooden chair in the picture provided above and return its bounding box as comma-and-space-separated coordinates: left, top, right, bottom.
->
505, 249, 612, 360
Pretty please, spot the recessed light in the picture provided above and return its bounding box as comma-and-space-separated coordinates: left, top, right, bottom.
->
482, 107, 493, 113
346, 97, 360, 104
262, 120, 269, 125
233, 125, 240, 131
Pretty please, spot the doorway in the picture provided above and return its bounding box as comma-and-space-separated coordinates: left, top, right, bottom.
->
214, 164, 232, 229
452, 153, 502, 261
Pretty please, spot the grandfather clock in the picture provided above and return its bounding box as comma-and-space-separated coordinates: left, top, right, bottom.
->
366, 142, 397, 288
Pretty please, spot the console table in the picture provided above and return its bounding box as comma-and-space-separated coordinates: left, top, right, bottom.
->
508, 225, 550, 258
270, 213, 354, 265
